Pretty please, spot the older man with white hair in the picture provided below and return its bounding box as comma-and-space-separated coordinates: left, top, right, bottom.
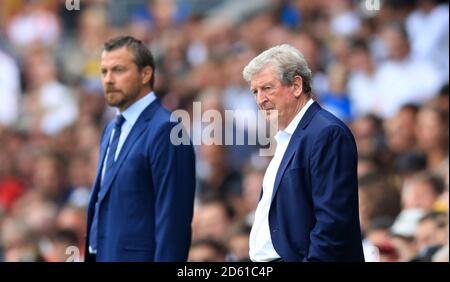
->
243, 44, 364, 262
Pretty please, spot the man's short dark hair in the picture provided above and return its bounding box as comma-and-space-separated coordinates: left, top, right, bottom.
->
350, 37, 370, 53
419, 211, 448, 228
103, 36, 156, 89
399, 103, 420, 114
409, 171, 446, 196
190, 238, 228, 256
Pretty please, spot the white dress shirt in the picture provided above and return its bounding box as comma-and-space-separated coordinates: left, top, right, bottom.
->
249, 99, 314, 262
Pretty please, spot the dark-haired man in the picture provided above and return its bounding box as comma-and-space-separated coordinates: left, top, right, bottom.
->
85, 36, 196, 262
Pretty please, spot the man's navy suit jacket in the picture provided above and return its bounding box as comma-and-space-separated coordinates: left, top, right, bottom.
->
85, 99, 196, 262
268, 101, 365, 262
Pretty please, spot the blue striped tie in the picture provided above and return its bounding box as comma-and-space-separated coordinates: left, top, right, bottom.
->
105, 115, 125, 170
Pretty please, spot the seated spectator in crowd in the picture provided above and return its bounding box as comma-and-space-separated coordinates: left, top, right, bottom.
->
45, 228, 80, 262
6, 0, 61, 50
226, 223, 251, 262
406, 0, 449, 80
357, 154, 382, 180
1, 217, 45, 262
196, 143, 242, 203
319, 62, 353, 122
363, 217, 398, 262
347, 38, 378, 118
394, 151, 428, 185
188, 238, 228, 262
351, 114, 386, 156
402, 172, 446, 212
374, 22, 444, 118
192, 198, 233, 244
416, 103, 449, 175
20, 45, 78, 136
385, 104, 420, 155
358, 174, 401, 237
412, 211, 448, 261
56, 205, 87, 256
390, 208, 425, 261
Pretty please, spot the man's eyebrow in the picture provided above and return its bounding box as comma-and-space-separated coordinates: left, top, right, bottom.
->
259, 82, 274, 89
100, 64, 126, 70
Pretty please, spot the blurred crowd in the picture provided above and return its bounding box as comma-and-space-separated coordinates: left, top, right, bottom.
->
0, 0, 448, 262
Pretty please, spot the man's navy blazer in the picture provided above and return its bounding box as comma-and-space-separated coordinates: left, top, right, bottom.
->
268, 101, 365, 262
85, 99, 196, 262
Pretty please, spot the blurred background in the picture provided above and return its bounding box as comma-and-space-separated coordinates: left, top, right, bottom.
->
0, 0, 448, 262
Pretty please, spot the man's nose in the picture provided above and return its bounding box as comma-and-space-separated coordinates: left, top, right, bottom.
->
103, 71, 114, 84
256, 90, 267, 105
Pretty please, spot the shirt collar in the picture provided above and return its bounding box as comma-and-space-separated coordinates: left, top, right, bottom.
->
119, 91, 156, 126
283, 98, 314, 136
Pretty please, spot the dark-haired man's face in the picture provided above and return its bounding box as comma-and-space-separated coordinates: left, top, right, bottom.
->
100, 47, 150, 111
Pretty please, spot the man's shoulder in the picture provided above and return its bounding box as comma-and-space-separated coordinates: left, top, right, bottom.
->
144, 104, 183, 137
309, 107, 350, 130
152, 104, 173, 123
304, 107, 355, 141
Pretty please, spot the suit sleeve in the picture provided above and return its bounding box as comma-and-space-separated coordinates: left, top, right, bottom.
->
150, 121, 196, 262
305, 125, 359, 261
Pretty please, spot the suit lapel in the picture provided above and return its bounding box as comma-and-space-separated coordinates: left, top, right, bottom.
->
97, 100, 162, 204
297, 101, 321, 130
87, 123, 113, 221
271, 101, 321, 202
271, 138, 298, 202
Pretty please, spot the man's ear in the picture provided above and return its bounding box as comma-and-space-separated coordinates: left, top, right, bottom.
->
141, 66, 153, 85
293, 75, 303, 98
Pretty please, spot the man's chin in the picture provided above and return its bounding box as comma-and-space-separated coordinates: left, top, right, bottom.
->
105, 94, 121, 106
105, 98, 123, 109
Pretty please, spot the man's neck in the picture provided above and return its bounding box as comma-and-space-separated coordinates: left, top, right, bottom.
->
280, 96, 310, 130
119, 88, 153, 112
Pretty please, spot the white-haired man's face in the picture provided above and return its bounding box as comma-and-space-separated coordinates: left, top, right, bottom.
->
250, 65, 303, 130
